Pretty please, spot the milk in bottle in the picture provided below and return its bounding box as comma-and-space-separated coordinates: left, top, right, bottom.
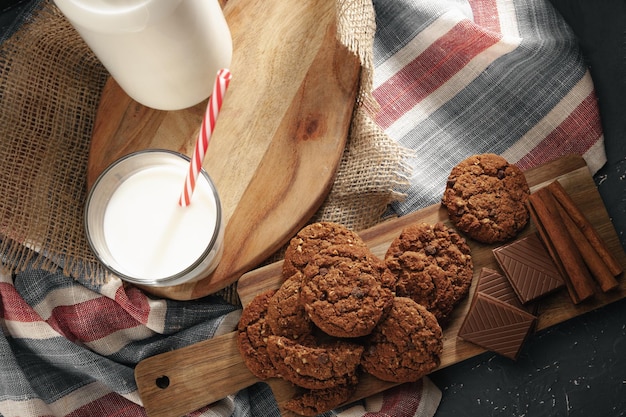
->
53, 0, 232, 110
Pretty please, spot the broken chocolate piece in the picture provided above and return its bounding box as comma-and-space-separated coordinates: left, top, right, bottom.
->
478, 266, 539, 319
458, 292, 536, 360
477, 267, 525, 310
493, 233, 564, 304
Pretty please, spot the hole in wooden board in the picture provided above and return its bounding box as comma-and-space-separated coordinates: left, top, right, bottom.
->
156, 375, 170, 389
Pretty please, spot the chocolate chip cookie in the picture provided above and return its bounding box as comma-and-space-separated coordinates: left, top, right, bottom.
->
284, 384, 356, 416
385, 222, 473, 323
300, 244, 394, 338
266, 335, 363, 390
266, 271, 313, 341
442, 153, 530, 243
236, 289, 278, 380
283, 222, 367, 278
361, 297, 443, 383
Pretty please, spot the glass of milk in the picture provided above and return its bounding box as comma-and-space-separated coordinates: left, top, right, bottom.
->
53, 0, 232, 110
85, 150, 223, 287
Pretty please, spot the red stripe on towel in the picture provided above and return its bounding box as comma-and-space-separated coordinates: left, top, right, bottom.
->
66, 392, 146, 417
0, 282, 42, 322
468, 0, 502, 33
516, 92, 603, 169
48, 297, 144, 343
374, 20, 501, 129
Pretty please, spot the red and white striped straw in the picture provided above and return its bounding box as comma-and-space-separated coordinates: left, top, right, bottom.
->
179, 68, 232, 207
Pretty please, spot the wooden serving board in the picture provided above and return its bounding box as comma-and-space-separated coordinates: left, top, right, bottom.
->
134, 155, 626, 417
86, 0, 361, 300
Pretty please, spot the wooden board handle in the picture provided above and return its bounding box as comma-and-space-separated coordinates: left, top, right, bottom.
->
135, 332, 258, 417
135, 154, 626, 417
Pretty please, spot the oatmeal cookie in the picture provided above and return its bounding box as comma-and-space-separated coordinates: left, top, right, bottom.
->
236, 289, 278, 380
266, 335, 363, 390
300, 244, 394, 338
266, 272, 313, 341
361, 297, 443, 383
385, 222, 473, 323
442, 153, 530, 243
283, 222, 366, 278
284, 384, 356, 416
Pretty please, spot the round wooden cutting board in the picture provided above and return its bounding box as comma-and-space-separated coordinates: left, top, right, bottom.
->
86, 0, 361, 299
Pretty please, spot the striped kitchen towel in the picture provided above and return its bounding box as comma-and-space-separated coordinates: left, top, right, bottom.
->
372, 0, 606, 216
0, 263, 442, 417
0, 0, 607, 416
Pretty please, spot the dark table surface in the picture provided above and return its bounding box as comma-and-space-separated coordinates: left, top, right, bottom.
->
433, 1, 626, 415
2, 1, 625, 416
0, 0, 30, 35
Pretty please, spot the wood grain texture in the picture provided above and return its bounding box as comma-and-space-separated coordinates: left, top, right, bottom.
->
134, 154, 626, 417
87, 0, 361, 299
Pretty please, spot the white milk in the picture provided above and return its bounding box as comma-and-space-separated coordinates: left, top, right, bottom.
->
102, 162, 221, 281
53, 0, 232, 110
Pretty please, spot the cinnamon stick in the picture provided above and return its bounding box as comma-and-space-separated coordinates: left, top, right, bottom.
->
527, 187, 595, 304
547, 180, 623, 276
526, 200, 581, 304
555, 202, 619, 292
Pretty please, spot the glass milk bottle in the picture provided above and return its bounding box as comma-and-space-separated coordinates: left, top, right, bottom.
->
53, 0, 232, 110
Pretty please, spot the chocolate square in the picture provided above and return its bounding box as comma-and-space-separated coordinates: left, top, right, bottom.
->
477, 267, 539, 315
477, 267, 525, 310
493, 233, 564, 304
458, 292, 537, 360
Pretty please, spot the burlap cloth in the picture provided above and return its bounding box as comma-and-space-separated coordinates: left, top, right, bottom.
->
0, 0, 411, 297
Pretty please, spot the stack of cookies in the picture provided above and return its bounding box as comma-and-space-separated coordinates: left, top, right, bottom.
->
237, 220, 476, 415
238, 153, 562, 414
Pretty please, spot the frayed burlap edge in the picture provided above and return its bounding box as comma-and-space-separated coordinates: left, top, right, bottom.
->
0, 0, 412, 304
315, 0, 413, 232
0, 0, 109, 279
220, 0, 414, 305
218, 0, 416, 305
